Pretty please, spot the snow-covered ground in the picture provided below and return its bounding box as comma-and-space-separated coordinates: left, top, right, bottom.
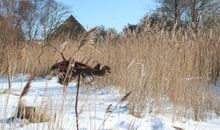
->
0, 75, 219, 130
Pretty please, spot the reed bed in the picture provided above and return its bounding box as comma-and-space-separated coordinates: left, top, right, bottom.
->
0, 26, 219, 121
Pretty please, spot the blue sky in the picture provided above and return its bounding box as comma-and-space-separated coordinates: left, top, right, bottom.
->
56, 0, 157, 31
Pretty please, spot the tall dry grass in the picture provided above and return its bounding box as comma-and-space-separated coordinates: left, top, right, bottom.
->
99, 27, 220, 120
0, 26, 220, 121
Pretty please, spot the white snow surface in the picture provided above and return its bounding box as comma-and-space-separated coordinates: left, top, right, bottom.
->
0, 75, 219, 130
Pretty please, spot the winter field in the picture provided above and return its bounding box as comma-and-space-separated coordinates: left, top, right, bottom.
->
0, 0, 220, 130
0, 75, 219, 130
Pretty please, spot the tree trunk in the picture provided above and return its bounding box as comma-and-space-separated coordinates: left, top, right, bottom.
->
174, 0, 180, 24
192, 0, 197, 23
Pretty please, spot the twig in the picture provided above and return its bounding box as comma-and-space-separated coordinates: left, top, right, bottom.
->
38, 44, 66, 65
75, 74, 81, 130
7, 55, 11, 93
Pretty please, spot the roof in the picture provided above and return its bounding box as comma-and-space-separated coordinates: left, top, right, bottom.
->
48, 15, 86, 41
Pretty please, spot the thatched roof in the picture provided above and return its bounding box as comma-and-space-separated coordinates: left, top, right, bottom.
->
48, 15, 86, 41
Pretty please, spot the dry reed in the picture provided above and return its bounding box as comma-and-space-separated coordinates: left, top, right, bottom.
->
0, 25, 219, 121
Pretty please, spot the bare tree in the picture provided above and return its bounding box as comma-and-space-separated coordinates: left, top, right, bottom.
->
16, 0, 37, 40
154, 0, 220, 27
0, 0, 70, 41
0, 0, 24, 47
38, 0, 70, 39
155, 0, 187, 24
188, 0, 220, 26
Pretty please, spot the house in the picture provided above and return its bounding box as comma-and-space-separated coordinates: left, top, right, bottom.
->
48, 15, 86, 41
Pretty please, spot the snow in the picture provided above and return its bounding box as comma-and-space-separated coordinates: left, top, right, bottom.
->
0, 75, 219, 130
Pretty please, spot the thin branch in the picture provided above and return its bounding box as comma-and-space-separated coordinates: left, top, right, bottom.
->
38, 43, 66, 64
75, 74, 80, 130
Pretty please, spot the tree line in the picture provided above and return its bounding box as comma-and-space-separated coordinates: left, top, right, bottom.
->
0, 0, 69, 43
153, 0, 220, 28
0, 0, 219, 43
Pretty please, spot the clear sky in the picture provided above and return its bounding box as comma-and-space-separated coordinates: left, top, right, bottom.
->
56, 0, 157, 32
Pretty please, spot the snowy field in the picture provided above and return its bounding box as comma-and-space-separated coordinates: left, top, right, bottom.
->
0, 75, 219, 130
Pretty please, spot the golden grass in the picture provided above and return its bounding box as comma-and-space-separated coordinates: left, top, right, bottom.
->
0, 26, 219, 120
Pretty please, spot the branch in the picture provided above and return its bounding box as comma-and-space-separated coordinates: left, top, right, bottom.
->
38, 43, 66, 64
